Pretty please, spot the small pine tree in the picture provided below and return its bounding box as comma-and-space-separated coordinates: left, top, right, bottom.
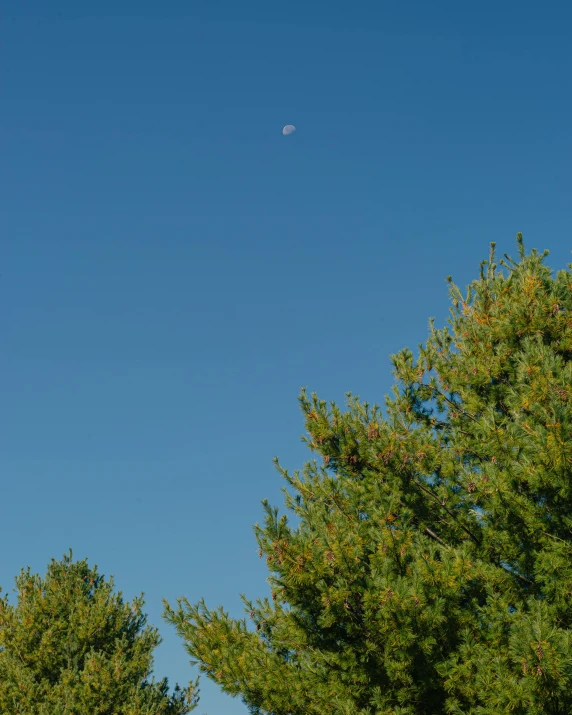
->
0, 551, 198, 715
164, 236, 572, 715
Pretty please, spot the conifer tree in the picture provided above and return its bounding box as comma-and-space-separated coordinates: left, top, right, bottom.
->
0, 552, 198, 714
165, 236, 572, 714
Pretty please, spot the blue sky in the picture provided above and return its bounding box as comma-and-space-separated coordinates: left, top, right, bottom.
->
2, 1, 571, 712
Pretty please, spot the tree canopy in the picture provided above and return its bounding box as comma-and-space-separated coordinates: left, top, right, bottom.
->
0, 552, 198, 715
164, 236, 572, 714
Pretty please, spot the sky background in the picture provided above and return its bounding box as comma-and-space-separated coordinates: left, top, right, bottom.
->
2, 1, 572, 712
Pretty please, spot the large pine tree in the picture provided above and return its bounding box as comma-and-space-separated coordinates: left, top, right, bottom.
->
0, 552, 198, 714
165, 236, 572, 714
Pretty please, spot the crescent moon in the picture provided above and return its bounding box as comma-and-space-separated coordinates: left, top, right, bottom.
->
282, 125, 296, 136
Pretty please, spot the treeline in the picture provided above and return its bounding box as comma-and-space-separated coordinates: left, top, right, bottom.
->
2, 237, 572, 714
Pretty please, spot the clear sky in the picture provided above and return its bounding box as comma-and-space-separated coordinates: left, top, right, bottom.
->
2, 1, 571, 712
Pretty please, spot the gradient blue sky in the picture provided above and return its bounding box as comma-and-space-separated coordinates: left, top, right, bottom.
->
2, 1, 571, 712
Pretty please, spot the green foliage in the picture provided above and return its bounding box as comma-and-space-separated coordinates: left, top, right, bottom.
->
0, 552, 198, 715
164, 236, 572, 714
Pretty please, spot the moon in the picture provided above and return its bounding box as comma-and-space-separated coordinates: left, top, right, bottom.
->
282, 124, 296, 136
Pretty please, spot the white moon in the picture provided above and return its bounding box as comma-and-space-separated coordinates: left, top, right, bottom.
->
282, 124, 296, 136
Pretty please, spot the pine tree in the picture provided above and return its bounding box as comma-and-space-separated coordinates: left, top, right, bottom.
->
164, 236, 572, 714
0, 552, 198, 714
